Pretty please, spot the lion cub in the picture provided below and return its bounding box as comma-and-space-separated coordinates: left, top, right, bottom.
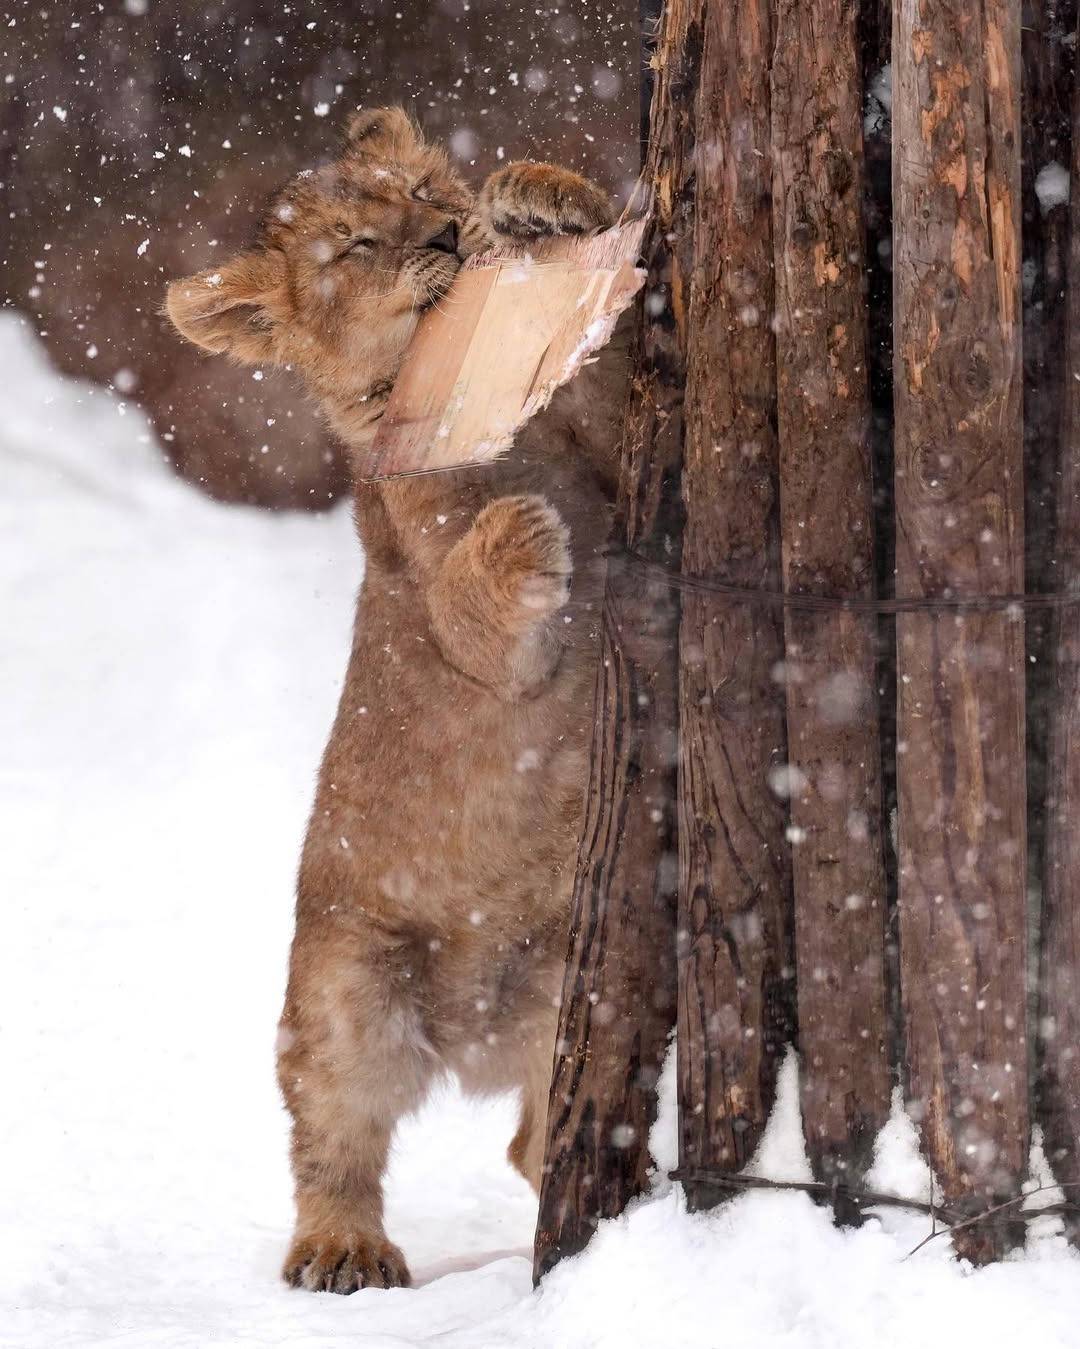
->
166, 108, 627, 1293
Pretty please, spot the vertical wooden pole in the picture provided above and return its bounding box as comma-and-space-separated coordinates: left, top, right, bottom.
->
893, 0, 1029, 1262
676, 0, 796, 1211
770, 0, 891, 1213
533, 0, 695, 1281
861, 0, 903, 1078
1022, 0, 1075, 589
1039, 2, 1080, 1247
1024, 1, 1076, 1012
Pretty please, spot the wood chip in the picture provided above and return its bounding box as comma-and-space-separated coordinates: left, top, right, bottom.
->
359, 217, 648, 480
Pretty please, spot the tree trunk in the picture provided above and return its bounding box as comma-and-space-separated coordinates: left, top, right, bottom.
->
1025, 2, 1077, 1092
1039, 0, 1080, 1248
893, 0, 1029, 1262
676, 0, 797, 1212
861, 0, 903, 1084
770, 0, 891, 1216
532, 0, 696, 1282
1022, 0, 1076, 605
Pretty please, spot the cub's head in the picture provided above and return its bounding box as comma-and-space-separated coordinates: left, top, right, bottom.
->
165, 108, 486, 410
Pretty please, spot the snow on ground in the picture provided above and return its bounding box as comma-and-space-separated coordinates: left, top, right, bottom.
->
3, 311, 1080, 1347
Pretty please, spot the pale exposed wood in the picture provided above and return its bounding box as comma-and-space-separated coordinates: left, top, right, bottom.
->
675, 0, 796, 1212
364, 222, 647, 479
893, 0, 1029, 1263
532, 0, 695, 1281
770, 0, 891, 1213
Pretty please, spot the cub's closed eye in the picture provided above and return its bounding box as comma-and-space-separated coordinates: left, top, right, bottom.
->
346, 236, 379, 253
412, 178, 434, 203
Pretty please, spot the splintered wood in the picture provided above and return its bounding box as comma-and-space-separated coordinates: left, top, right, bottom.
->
361, 218, 647, 479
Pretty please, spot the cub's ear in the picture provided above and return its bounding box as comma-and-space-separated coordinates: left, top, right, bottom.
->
164, 248, 285, 364
344, 106, 420, 157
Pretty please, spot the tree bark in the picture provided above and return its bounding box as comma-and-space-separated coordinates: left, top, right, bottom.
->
1022, 0, 1075, 604
893, 0, 1029, 1262
861, 0, 903, 1084
770, 0, 891, 1216
1025, 1, 1077, 1066
1039, 0, 1080, 1249
676, 0, 797, 1212
532, 0, 695, 1282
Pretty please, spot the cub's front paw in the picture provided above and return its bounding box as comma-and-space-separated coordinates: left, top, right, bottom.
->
283, 1232, 411, 1294
473, 494, 572, 621
481, 162, 614, 239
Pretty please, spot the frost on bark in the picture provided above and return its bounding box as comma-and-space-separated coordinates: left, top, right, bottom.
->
770, 0, 891, 1214
675, 0, 797, 1212
532, 0, 695, 1282
893, 0, 1029, 1262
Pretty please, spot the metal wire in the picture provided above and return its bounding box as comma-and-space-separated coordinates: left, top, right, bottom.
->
668, 1168, 1080, 1232
619, 548, 1080, 615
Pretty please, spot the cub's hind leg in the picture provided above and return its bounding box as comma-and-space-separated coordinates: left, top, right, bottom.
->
453, 994, 560, 1195
282, 1115, 412, 1293
277, 935, 435, 1293
506, 1052, 554, 1193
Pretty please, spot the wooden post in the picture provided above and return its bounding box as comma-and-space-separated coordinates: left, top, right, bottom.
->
893, 0, 1029, 1262
676, 0, 796, 1211
862, 0, 903, 1081
1024, 0, 1076, 1008
532, 0, 695, 1281
1039, 2, 1080, 1247
1022, 0, 1076, 577
770, 0, 891, 1213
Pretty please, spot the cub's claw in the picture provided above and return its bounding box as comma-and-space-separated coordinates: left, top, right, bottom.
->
482, 162, 614, 239
283, 1234, 411, 1294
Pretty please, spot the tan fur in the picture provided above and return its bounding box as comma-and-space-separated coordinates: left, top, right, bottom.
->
166, 108, 627, 1294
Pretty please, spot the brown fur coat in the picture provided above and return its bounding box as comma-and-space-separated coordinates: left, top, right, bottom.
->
166, 108, 628, 1293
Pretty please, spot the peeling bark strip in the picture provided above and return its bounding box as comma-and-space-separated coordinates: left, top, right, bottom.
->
1039, 2, 1080, 1249
532, 0, 695, 1282
676, 0, 796, 1213
893, 0, 1029, 1262
770, 0, 891, 1210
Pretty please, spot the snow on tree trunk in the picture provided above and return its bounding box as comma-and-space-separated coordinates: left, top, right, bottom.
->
893, 0, 1030, 1263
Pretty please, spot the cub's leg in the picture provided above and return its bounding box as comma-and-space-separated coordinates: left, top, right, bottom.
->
282, 1116, 411, 1293
427, 493, 572, 698
506, 1046, 556, 1193
277, 938, 434, 1293
452, 997, 560, 1194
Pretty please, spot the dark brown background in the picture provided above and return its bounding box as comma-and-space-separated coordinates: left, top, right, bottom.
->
1, 0, 640, 506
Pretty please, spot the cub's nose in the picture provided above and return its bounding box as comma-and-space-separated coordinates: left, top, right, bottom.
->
425, 220, 459, 255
